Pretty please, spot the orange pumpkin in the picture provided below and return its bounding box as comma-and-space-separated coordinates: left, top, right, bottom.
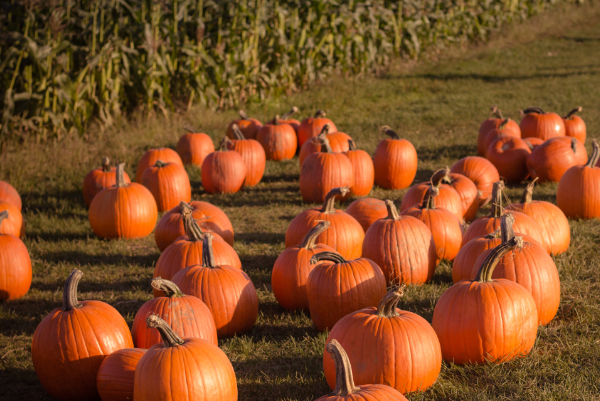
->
373, 126, 418, 190
226, 109, 262, 140
345, 198, 387, 232
0, 211, 31, 301
0, 180, 21, 211
269, 106, 301, 133
362, 200, 436, 285
306, 251, 386, 332
82, 157, 131, 207
452, 230, 501, 283
345, 140, 374, 197
32, 269, 134, 401
285, 187, 364, 259
0, 201, 22, 237
135, 147, 183, 183
176, 127, 215, 167
486, 136, 531, 184
227, 123, 266, 186
445, 172, 479, 222
141, 160, 191, 212
477, 106, 520, 156
201, 138, 247, 194
526, 136, 586, 183
482, 118, 521, 158
524, 137, 544, 151
562, 106, 586, 144
256, 115, 297, 161
171, 234, 258, 337
324, 286, 441, 394
97, 348, 146, 401
299, 124, 352, 166
450, 156, 500, 206
89, 163, 158, 239
297, 110, 338, 149
520, 107, 566, 141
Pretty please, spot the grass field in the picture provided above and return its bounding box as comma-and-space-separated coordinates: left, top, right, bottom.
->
1, 2, 600, 400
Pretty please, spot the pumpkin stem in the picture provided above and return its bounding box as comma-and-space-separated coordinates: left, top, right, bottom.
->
273, 115, 280, 125
430, 167, 450, 188
326, 340, 359, 396
101, 157, 111, 172
486, 229, 501, 239
475, 236, 524, 283
182, 206, 205, 242
183, 126, 198, 133
521, 178, 538, 204
0, 210, 8, 228
320, 187, 350, 214
490, 105, 504, 119
585, 140, 599, 168
376, 285, 406, 318
299, 221, 331, 249
525, 140, 535, 151
219, 136, 232, 151
314, 110, 326, 118
281, 106, 299, 120
116, 163, 127, 188
310, 251, 347, 265
179, 201, 193, 214
62, 269, 83, 311
490, 181, 505, 218
522, 107, 545, 115
385, 199, 400, 220
146, 314, 185, 347
421, 187, 439, 210
154, 159, 166, 168
318, 123, 331, 137
498, 118, 509, 129
231, 123, 246, 140
151, 277, 184, 298
238, 110, 249, 120
500, 214, 516, 243
202, 233, 217, 268
563, 106, 582, 119
320, 135, 333, 153
570, 137, 578, 154
348, 140, 356, 151
380, 126, 400, 140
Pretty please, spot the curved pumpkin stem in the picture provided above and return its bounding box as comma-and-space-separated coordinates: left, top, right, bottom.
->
380, 126, 400, 140
146, 314, 185, 347
490, 181, 505, 218
62, 269, 83, 311
238, 110, 249, 120
430, 167, 450, 188
183, 126, 198, 133
320, 135, 333, 153
320, 187, 350, 214
500, 214, 516, 243
420, 186, 439, 210
475, 236, 523, 283
376, 285, 406, 318
563, 106, 582, 119
317, 123, 331, 137
314, 110, 326, 118
299, 221, 331, 249
385, 199, 400, 220
326, 340, 359, 396
490, 105, 504, 119
521, 178, 538, 204
522, 107, 546, 115
179, 201, 193, 215
585, 140, 599, 168
219, 136, 231, 151
348, 139, 356, 151
231, 123, 246, 140
498, 118, 510, 129
182, 206, 205, 242
116, 163, 127, 188
202, 233, 217, 268
310, 251, 347, 265
281, 106, 299, 120
101, 157, 111, 172
0, 210, 8, 228
151, 277, 184, 298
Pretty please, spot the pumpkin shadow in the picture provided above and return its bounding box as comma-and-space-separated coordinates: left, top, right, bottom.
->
34, 250, 158, 269
0, 298, 61, 335
0, 367, 52, 400
32, 272, 153, 294
25, 232, 91, 243
21, 189, 85, 217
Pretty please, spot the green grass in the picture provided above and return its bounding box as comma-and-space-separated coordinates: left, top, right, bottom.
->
1, 2, 600, 400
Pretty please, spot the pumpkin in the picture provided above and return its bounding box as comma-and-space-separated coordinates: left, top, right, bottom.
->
171, 233, 258, 337
285, 187, 365, 259
298, 110, 338, 149
132, 277, 218, 348
452, 230, 501, 283
373, 126, 418, 190
401, 187, 463, 262
482, 118, 521, 158
141, 160, 191, 212
362, 200, 436, 285
201, 137, 247, 194
477, 106, 521, 156
450, 156, 500, 206
557, 140, 600, 219
153, 209, 241, 295
89, 163, 157, 239
562, 106, 586, 144
155, 201, 234, 251
345, 198, 387, 232
272, 221, 339, 311
256, 115, 297, 161
82, 157, 131, 207
306, 251, 386, 332
299, 124, 353, 166
528, 136, 587, 183
0, 180, 21, 211
345, 140, 374, 197
520, 107, 566, 140
399, 168, 464, 221
0, 211, 31, 301
524, 137, 544, 150
96, 348, 146, 401
300, 136, 354, 204
176, 127, 215, 167
135, 147, 183, 183
486, 136, 531, 183
432, 236, 538, 364
506, 179, 570, 255
445, 172, 479, 222
133, 315, 237, 400
0, 201, 22, 237
324, 286, 441, 394
269, 106, 301, 133
226, 109, 262, 140
317, 340, 408, 401
227, 123, 266, 186
32, 269, 133, 401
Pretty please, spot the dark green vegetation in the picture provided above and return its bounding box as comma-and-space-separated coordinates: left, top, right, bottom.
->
1, 0, 580, 141
1, 2, 600, 400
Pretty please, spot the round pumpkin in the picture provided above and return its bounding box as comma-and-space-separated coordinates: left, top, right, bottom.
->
445, 172, 479, 222
0, 180, 21, 211
285, 187, 364, 259
298, 110, 338, 149
32, 269, 134, 401
135, 147, 183, 183
227, 123, 266, 186
82, 157, 131, 207
486, 136, 531, 183
452, 230, 501, 283
482, 118, 521, 158
226, 109, 262, 140
526, 136, 586, 183
345, 198, 387, 232
373, 126, 418, 190
176, 127, 215, 167
270, 106, 301, 133
477, 106, 520, 156
345, 140, 374, 197
306, 252, 386, 332
256, 115, 297, 161
362, 200, 436, 285
520, 107, 566, 141
97, 348, 146, 401
89, 163, 158, 239
0, 201, 22, 237
141, 160, 191, 212
562, 106, 586, 144
450, 156, 500, 206
299, 125, 353, 166
201, 138, 247, 194
0, 211, 31, 301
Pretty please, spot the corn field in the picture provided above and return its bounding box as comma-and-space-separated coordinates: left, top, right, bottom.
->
0, 0, 579, 142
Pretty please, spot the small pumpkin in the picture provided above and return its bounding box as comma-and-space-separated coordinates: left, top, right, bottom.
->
345, 198, 387, 232
96, 348, 146, 401
306, 251, 386, 332
256, 115, 297, 161
477, 106, 521, 156
520, 107, 566, 140
526, 136, 586, 183
450, 156, 500, 206
0, 211, 31, 301
227, 123, 266, 186
201, 137, 247, 194
452, 230, 501, 284
345, 140, 374, 197
82, 157, 131, 207
176, 127, 215, 167
299, 124, 352, 166
141, 160, 192, 212
0, 180, 21, 211
135, 147, 183, 183
373, 126, 418, 190
482, 118, 521, 158
297, 110, 338, 149
226, 109, 262, 140
562, 106, 586, 144
486, 136, 531, 184
0, 201, 23, 237
444, 172, 479, 222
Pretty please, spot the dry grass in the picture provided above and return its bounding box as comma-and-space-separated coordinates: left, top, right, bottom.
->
1, 1, 600, 400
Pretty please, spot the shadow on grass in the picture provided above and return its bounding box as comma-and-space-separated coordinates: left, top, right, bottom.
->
35, 250, 157, 269
26, 232, 91, 242
236, 232, 286, 246
404, 70, 599, 83
417, 144, 477, 163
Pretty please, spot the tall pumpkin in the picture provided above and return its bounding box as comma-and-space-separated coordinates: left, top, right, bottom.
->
444, 172, 479, 221
227, 124, 266, 186
362, 200, 436, 285
324, 286, 441, 394
285, 187, 364, 259
89, 163, 158, 239
201, 137, 247, 194
141, 160, 191, 212
450, 156, 500, 206
226, 109, 262, 140
526, 136, 586, 183
32, 269, 134, 401
176, 127, 215, 167
452, 230, 501, 283
0, 180, 21, 211
477, 106, 520, 156
306, 252, 386, 332
373, 126, 418, 190
82, 157, 131, 207
486, 136, 531, 184
297, 110, 338, 148
520, 107, 566, 140
345, 198, 387, 232
345, 140, 374, 197
0, 211, 31, 301
96, 348, 146, 401
562, 106, 586, 144
135, 147, 183, 183
256, 115, 297, 161
299, 124, 353, 166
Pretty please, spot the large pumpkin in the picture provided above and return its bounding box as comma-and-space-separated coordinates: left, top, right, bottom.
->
171, 233, 258, 337
486, 136, 531, 184
256, 115, 297, 161
82, 157, 131, 207
520, 107, 565, 140
306, 252, 386, 332
0, 201, 23, 237
133, 315, 237, 400
450, 156, 500, 206
299, 124, 352, 166
297, 110, 338, 149
32, 269, 133, 401
201, 138, 247, 194
444, 172, 479, 222
362, 200, 436, 285
141, 160, 191, 212
345, 198, 387, 232
226, 109, 262, 140
345, 140, 374, 197
272, 221, 339, 311
227, 123, 266, 186
135, 147, 183, 183
96, 348, 146, 401
0, 180, 21, 211
373, 126, 418, 190
477, 106, 520, 156
482, 118, 521, 158
452, 230, 501, 283
285, 187, 364, 259
562, 106, 586, 144
0, 211, 31, 301
526, 136, 586, 183
89, 163, 158, 239
176, 127, 215, 167
432, 237, 539, 364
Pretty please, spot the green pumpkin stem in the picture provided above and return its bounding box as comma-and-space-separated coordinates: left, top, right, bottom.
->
326, 340, 359, 396
421, 187, 439, 210
151, 277, 184, 298
310, 251, 347, 265
385, 199, 400, 220
146, 314, 185, 347
376, 285, 406, 318
101, 157, 111, 172
490, 105, 504, 119
314, 110, 326, 118
320, 187, 350, 214
116, 163, 127, 188
299, 221, 331, 249
522, 107, 545, 115
62, 269, 83, 311
238, 110, 249, 120
500, 214, 516, 243
182, 206, 205, 242
202, 233, 217, 268
585, 140, 599, 168
521, 178, 538, 204
380, 125, 400, 140
563, 106, 582, 119
281, 106, 299, 120
490, 181, 505, 218
0, 210, 9, 228
231, 124, 246, 140
475, 236, 524, 283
